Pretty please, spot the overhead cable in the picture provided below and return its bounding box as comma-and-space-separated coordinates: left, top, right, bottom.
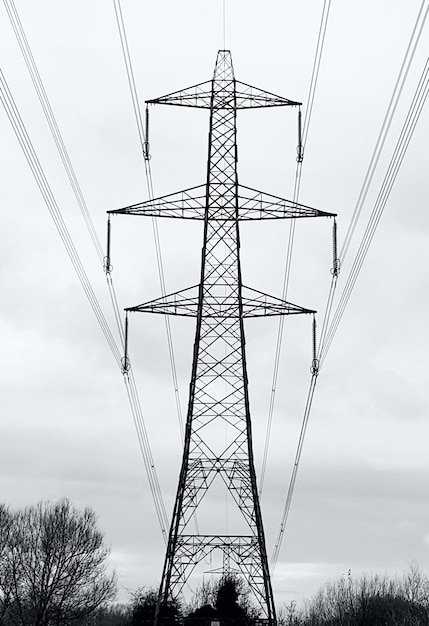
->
259, 0, 332, 495
0, 71, 122, 369
2, 0, 104, 265
270, 226, 339, 571
271, 6, 429, 571
320, 54, 429, 365
271, 371, 318, 568
339, 0, 429, 265
2, 0, 170, 538
113, 0, 184, 441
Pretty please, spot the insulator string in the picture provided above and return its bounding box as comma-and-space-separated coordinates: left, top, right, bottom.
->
104, 216, 112, 274
143, 105, 151, 160
297, 107, 303, 163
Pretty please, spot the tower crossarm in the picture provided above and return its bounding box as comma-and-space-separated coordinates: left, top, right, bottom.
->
108, 185, 206, 219
234, 81, 300, 109
237, 185, 336, 219
108, 184, 335, 220
145, 59, 300, 110
146, 80, 213, 109
125, 284, 315, 318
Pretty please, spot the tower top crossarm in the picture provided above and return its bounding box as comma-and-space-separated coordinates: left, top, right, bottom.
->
146, 50, 301, 110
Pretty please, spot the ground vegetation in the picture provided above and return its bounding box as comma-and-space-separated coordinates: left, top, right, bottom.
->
278, 564, 429, 625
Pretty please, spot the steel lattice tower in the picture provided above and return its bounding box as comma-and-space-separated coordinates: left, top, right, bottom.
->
110, 51, 333, 624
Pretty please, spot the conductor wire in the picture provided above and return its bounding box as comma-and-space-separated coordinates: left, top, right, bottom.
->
113, 0, 184, 442
339, 0, 429, 265
3, 0, 170, 540
223, 0, 226, 50
320, 54, 429, 365
271, 4, 429, 571
260, 0, 332, 495
3, 0, 104, 266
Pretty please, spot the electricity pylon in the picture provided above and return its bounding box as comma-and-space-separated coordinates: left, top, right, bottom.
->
109, 50, 334, 624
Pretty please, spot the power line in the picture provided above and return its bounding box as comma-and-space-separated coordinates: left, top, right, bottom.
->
2, 0, 105, 266
0, 69, 169, 541
222, 0, 226, 50
270, 0, 428, 570
320, 54, 429, 365
271, 371, 318, 569
112, 0, 145, 152
2, 0, 170, 538
113, 0, 184, 441
260, 0, 332, 495
339, 0, 429, 265
0, 70, 122, 369
302, 0, 332, 150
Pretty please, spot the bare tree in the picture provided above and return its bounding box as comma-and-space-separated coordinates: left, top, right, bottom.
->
0, 503, 15, 622
0, 499, 116, 626
278, 601, 303, 626
403, 562, 429, 609
296, 566, 429, 625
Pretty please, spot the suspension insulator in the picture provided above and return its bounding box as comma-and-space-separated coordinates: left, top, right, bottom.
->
103, 216, 113, 274
310, 315, 319, 375
331, 218, 341, 276
296, 108, 304, 163
121, 313, 130, 373
143, 105, 151, 161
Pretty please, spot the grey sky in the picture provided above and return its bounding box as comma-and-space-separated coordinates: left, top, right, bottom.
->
1, 0, 428, 608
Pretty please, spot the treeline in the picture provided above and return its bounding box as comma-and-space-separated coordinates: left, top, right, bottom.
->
85, 567, 429, 625
2, 499, 429, 625
279, 565, 429, 625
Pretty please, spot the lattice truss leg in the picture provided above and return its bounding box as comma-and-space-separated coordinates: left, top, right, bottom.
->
109, 50, 334, 625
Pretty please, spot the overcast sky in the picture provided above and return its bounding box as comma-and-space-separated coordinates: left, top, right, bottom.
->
1, 0, 428, 610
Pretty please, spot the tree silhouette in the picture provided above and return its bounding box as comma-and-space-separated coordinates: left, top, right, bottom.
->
215, 577, 248, 623
0, 499, 116, 625
185, 575, 255, 626
288, 566, 429, 626
131, 587, 181, 626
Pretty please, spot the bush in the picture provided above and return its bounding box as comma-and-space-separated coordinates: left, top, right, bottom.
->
185, 574, 258, 626
130, 587, 181, 626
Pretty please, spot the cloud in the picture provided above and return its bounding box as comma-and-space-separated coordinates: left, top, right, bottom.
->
1, 0, 428, 608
